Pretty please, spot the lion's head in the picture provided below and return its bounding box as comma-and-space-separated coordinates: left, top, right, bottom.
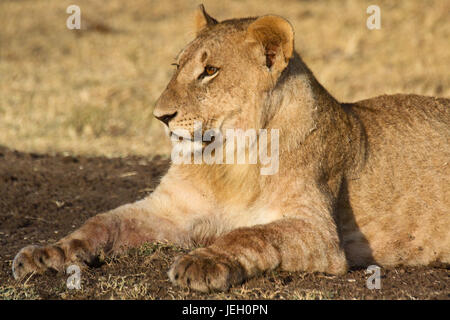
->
153, 5, 295, 141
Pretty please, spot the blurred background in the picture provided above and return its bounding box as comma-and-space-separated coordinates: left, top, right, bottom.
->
0, 0, 448, 158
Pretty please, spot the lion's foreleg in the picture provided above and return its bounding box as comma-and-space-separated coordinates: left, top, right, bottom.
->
168, 217, 347, 292
12, 198, 185, 280
11, 174, 197, 280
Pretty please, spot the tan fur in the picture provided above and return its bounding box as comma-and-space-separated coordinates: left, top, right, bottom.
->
13, 6, 449, 292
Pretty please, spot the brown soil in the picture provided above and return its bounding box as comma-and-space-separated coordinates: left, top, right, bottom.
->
0, 146, 448, 300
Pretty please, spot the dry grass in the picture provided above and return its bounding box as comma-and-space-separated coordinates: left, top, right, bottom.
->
0, 0, 448, 157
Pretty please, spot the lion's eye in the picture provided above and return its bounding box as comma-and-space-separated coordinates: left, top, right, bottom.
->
198, 65, 219, 80
205, 66, 217, 75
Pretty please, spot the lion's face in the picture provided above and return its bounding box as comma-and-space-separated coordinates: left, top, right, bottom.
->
153, 8, 294, 142
155, 25, 264, 138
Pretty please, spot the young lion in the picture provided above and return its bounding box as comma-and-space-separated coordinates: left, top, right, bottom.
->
13, 6, 449, 292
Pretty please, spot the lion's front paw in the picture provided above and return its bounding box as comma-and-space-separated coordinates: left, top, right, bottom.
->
12, 245, 65, 280
168, 248, 246, 292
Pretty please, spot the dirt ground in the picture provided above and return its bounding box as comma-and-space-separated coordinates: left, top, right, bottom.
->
0, 146, 448, 300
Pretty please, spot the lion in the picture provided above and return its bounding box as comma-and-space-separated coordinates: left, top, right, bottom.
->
12, 5, 450, 292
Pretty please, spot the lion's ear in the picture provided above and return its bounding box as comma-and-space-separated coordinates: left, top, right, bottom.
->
246, 15, 294, 72
195, 4, 218, 35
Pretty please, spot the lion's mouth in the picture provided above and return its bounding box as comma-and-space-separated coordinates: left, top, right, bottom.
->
170, 131, 194, 142
170, 131, 218, 144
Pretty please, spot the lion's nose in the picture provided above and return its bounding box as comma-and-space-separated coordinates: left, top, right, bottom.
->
155, 111, 178, 126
